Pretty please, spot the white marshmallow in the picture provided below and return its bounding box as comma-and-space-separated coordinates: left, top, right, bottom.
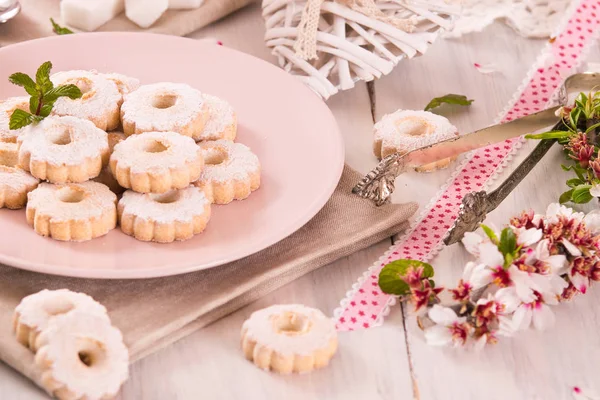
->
125, 0, 168, 28
60, 0, 124, 32
169, 0, 204, 9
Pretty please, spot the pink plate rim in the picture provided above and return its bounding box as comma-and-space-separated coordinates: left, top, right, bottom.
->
0, 32, 345, 279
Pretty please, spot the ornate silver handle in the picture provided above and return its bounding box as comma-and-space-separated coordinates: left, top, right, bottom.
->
443, 134, 561, 245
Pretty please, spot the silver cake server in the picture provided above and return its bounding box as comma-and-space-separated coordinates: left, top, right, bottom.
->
353, 72, 600, 206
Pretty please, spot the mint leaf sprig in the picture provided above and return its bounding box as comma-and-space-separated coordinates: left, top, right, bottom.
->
50, 18, 74, 35
424, 94, 474, 111
8, 61, 82, 130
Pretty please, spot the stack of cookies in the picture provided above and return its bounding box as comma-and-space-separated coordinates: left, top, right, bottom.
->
0, 70, 261, 243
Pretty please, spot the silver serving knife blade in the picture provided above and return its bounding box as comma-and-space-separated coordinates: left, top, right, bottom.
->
353, 106, 560, 206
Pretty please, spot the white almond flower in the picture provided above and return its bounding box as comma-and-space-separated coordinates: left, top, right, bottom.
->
590, 184, 600, 198
515, 227, 543, 247
471, 242, 538, 303
496, 287, 557, 331
583, 209, 600, 235
545, 203, 584, 224
462, 231, 483, 257
424, 305, 471, 347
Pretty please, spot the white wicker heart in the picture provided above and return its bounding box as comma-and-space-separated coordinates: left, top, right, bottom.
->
262, 0, 458, 99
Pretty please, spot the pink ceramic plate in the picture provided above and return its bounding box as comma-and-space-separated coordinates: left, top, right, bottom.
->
0, 33, 344, 279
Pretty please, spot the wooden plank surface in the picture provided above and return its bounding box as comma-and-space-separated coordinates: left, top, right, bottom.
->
2, 2, 600, 399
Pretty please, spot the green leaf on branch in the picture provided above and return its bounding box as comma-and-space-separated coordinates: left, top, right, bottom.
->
480, 224, 499, 244
498, 228, 517, 265
559, 189, 574, 204
569, 107, 582, 130
525, 131, 572, 140
50, 18, 74, 35
378, 259, 434, 295
585, 121, 600, 133
566, 178, 584, 188
424, 94, 474, 111
572, 184, 593, 204
562, 164, 587, 181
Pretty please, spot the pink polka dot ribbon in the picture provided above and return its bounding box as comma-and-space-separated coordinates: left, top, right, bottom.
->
334, 0, 600, 331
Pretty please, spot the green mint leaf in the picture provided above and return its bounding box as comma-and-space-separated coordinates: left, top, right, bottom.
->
559, 189, 574, 204
572, 184, 593, 204
50, 18, 74, 35
424, 94, 474, 111
29, 96, 39, 115
8, 72, 38, 96
480, 224, 499, 244
498, 228, 517, 258
44, 84, 82, 102
566, 178, 584, 188
378, 259, 434, 295
39, 101, 54, 118
35, 61, 54, 93
525, 131, 571, 140
9, 109, 35, 130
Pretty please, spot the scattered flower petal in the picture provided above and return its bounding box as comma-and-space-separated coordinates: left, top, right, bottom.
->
462, 232, 483, 256
473, 62, 499, 74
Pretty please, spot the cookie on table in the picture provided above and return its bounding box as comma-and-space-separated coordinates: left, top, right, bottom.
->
34, 311, 128, 400
13, 289, 109, 351
373, 109, 459, 172
241, 304, 338, 374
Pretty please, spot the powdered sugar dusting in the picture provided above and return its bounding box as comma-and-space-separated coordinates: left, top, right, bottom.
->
196, 94, 235, 141
18, 116, 109, 166
103, 73, 141, 95
197, 140, 259, 183
15, 289, 108, 333
374, 109, 458, 153
242, 304, 337, 356
27, 182, 117, 222
119, 186, 209, 224
39, 311, 128, 400
0, 165, 39, 192
51, 70, 121, 121
121, 83, 204, 132
107, 131, 125, 153
0, 96, 30, 142
111, 131, 200, 174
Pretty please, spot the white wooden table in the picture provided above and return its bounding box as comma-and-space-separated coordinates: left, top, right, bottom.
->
3, 3, 600, 399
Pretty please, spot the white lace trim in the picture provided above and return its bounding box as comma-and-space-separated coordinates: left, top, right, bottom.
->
446, 0, 571, 39
333, 0, 598, 325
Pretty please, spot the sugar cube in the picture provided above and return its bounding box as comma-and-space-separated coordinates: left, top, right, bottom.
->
169, 0, 204, 9
125, 0, 168, 28
60, 0, 124, 32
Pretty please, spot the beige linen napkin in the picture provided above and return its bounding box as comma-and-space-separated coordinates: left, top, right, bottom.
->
0, 166, 417, 390
0, 0, 256, 46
